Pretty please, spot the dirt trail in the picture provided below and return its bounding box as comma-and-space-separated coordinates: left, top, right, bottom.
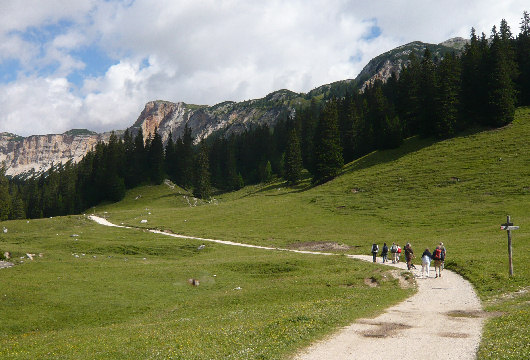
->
295, 255, 484, 360
89, 216, 484, 360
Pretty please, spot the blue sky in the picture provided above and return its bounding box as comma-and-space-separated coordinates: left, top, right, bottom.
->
0, 0, 527, 136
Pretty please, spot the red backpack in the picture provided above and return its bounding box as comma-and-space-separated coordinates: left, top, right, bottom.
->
433, 248, 442, 260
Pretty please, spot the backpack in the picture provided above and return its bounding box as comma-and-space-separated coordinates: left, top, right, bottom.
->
372, 244, 378, 253
390, 244, 397, 253
433, 248, 442, 260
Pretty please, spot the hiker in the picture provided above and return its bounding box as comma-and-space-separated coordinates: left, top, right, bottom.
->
440, 242, 446, 269
397, 244, 402, 262
405, 243, 414, 270
390, 242, 398, 263
432, 245, 443, 278
421, 248, 432, 278
381, 243, 389, 263
371, 243, 379, 262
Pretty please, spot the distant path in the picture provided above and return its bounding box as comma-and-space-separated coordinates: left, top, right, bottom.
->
89, 216, 484, 360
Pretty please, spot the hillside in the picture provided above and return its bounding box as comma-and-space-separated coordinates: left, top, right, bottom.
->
100, 107, 529, 358
1, 108, 528, 358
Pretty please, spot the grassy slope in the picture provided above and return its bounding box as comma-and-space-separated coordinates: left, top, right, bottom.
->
101, 107, 530, 358
0, 216, 411, 358
1, 108, 529, 359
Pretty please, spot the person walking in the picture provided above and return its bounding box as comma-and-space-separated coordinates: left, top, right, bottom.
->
397, 244, 402, 262
381, 243, 389, 263
440, 242, 446, 269
390, 242, 398, 263
421, 248, 432, 278
371, 243, 379, 263
405, 243, 414, 270
432, 245, 443, 278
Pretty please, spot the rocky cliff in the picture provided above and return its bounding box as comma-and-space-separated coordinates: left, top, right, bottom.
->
131, 89, 298, 145
0, 38, 468, 178
0, 130, 113, 177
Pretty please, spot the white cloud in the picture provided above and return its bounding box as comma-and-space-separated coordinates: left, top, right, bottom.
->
0, 0, 529, 136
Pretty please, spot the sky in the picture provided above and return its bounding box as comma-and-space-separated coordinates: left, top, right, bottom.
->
0, 0, 528, 136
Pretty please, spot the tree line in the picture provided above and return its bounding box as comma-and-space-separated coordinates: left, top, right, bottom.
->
1, 14, 529, 220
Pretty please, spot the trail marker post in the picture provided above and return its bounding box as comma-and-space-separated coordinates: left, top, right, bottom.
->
501, 215, 519, 276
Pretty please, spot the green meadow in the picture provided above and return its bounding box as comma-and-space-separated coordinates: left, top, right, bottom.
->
2, 108, 530, 359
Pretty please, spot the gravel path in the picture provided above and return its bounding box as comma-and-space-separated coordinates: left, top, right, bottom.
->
295, 255, 484, 360
89, 216, 484, 360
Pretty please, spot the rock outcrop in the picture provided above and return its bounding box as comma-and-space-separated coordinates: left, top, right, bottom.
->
0, 131, 113, 177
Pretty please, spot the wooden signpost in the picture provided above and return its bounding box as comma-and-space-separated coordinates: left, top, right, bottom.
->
501, 215, 519, 276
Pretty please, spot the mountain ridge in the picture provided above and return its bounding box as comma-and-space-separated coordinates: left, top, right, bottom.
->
0, 37, 467, 177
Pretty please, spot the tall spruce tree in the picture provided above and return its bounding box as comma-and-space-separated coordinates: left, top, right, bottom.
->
193, 141, 211, 199
0, 167, 11, 220
418, 48, 437, 137
148, 129, 165, 185
435, 52, 461, 137
179, 124, 194, 189
487, 22, 518, 126
284, 128, 303, 185
517, 11, 530, 105
312, 99, 344, 184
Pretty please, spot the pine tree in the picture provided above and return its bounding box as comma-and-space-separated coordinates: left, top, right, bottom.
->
132, 129, 147, 186
0, 167, 11, 220
193, 141, 211, 199
312, 99, 344, 184
435, 52, 461, 137
284, 129, 303, 185
418, 48, 437, 137
179, 124, 194, 189
148, 129, 165, 185
487, 21, 518, 126
517, 11, 530, 105
164, 132, 177, 182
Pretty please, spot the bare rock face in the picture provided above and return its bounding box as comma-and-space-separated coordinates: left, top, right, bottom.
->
0, 131, 112, 177
131, 90, 297, 145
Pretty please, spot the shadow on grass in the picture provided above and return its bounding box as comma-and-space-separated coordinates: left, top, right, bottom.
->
341, 126, 489, 176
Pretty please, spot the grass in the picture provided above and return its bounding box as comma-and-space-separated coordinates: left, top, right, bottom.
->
0, 216, 411, 359
2, 107, 530, 358
98, 107, 530, 358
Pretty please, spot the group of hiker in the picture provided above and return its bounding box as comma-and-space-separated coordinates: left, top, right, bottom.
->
371, 241, 447, 278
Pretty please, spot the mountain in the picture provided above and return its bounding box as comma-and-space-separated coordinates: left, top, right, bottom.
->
308, 37, 468, 97
0, 37, 468, 177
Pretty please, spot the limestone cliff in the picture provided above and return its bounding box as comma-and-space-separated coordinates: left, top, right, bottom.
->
0, 131, 113, 177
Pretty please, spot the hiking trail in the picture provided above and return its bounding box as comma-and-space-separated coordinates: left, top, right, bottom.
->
89, 215, 484, 360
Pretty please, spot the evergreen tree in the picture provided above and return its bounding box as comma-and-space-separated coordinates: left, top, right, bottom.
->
0, 167, 11, 220
487, 21, 518, 126
148, 129, 165, 185
418, 48, 437, 137
312, 99, 344, 184
284, 129, 303, 185
132, 129, 147, 186
517, 11, 530, 105
396, 53, 421, 136
179, 124, 194, 189
435, 52, 461, 137
193, 141, 211, 199
164, 132, 177, 182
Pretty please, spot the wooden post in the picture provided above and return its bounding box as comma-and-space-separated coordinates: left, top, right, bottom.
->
501, 216, 518, 276
507, 215, 513, 276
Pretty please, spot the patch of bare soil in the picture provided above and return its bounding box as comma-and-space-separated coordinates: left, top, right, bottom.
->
389, 269, 415, 289
357, 321, 412, 338
288, 241, 351, 252
364, 277, 378, 287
